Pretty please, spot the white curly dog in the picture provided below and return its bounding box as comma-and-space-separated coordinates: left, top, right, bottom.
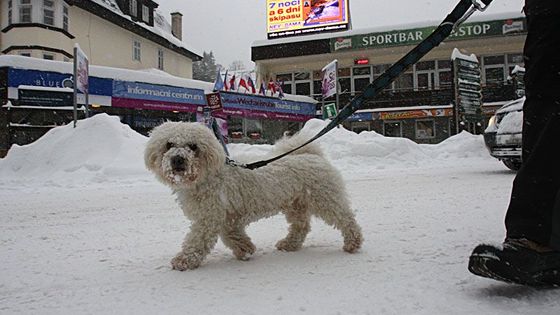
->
145, 121, 363, 270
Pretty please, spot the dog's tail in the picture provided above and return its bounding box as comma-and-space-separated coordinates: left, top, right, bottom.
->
271, 129, 324, 157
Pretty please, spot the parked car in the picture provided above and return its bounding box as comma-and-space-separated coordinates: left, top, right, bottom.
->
483, 97, 524, 171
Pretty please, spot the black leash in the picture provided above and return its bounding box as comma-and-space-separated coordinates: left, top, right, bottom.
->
237, 0, 492, 170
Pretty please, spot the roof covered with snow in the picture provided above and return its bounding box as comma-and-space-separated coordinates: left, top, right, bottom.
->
84, 0, 201, 60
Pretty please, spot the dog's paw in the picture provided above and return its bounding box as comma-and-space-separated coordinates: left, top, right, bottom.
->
343, 238, 362, 253
171, 252, 202, 271
275, 239, 303, 252
233, 245, 255, 261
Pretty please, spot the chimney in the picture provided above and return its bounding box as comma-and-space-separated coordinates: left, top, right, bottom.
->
171, 12, 183, 40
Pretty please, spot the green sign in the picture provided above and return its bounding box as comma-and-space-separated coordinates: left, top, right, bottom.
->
323, 103, 337, 119
331, 17, 526, 52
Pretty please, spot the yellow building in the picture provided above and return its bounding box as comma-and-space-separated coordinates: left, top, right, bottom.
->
0, 0, 201, 78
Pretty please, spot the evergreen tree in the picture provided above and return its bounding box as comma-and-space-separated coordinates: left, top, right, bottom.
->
193, 51, 218, 82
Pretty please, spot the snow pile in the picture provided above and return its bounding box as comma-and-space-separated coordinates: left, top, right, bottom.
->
0, 115, 490, 185
0, 114, 149, 185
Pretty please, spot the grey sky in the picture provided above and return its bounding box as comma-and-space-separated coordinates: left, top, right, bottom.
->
157, 0, 524, 69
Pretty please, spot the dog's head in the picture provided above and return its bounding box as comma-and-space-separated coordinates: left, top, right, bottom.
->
144, 122, 226, 188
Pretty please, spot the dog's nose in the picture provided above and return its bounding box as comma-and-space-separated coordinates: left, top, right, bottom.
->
170, 155, 185, 171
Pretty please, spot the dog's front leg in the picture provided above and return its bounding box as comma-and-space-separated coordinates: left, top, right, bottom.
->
171, 220, 219, 271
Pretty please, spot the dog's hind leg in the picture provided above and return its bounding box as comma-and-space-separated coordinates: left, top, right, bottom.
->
312, 198, 363, 253
221, 227, 256, 260
276, 198, 311, 252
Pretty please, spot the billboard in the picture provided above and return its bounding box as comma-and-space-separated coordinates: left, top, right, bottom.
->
267, 0, 350, 39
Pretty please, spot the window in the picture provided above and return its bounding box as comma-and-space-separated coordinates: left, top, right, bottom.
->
19, 0, 32, 23
384, 121, 402, 137
8, 0, 13, 24
142, 5, 150, 23
394, 73, 413, 91
19, 51, 31, 57
133, 40, 141, 61
483, 55, 506, 85
43, 0, 55, 26
157, 49, 164, 70
63, 5, 69, 31
129, 0, 137, 17
294, 72, 311, 96
416, 120, 435, 139
43, 53, 54, 60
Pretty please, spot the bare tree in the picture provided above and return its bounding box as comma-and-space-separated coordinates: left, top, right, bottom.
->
228, 60, 246, 71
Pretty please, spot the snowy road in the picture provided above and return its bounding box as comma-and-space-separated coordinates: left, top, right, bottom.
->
1, 116, 559, 314
2, 162, 559, 314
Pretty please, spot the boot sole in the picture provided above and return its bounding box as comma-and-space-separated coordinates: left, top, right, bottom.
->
469, 254, 559, 287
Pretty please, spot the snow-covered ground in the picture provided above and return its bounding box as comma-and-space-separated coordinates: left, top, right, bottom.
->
1, 115, 559, 314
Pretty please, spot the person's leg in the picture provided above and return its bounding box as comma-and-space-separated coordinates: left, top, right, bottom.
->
503, 0, 560, 247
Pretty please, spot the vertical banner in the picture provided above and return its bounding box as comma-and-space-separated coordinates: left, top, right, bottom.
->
321, 59, 338, 99
73, 44, 89, 127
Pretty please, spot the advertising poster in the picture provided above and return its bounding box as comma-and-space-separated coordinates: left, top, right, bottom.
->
267, 0, 350, 39
321, 59, 337, 99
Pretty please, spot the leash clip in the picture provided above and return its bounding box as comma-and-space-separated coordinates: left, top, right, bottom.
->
453, 0, 492, 30
226, 157, 247, 168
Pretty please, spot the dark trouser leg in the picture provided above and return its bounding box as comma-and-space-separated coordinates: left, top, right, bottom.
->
505, 108, 560, 246
504, 3, 560, 248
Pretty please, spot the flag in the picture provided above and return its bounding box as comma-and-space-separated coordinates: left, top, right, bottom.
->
212, 68, 224, 91
276, 80, 284, 98
247, 76, 256, 94
229, 74, 236, 91
238, 76, 249, 92
268, 79, 276, 96
259, 80, 266, 95
223, 70, 229, 91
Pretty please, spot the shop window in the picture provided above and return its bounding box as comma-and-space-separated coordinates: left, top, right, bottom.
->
19, 0, 33, 23
416, 60, 435, 71
384, 121, 402, 137
43, 0, 55, 26
352, 66, 371, 76
507, 53, 524, 65
282, 82, 293, 94
338, 68, 351, 77
353, 77, 370, 95
245, 119, 263, 139
294, 72, 310, 80
276, 73, 293, 82
416, 120, 435, 139
338, 77, 351, 95
483, 55, 505, 65
437, 60, 452, 69
295, 82, 311, 95
228, 117, 243, 139
485, 67, 505, 85
394, 73, 413, 91
437, 71, 452, 89
352, 122, 371, 134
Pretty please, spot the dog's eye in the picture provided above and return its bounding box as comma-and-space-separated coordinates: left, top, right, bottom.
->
187, 143, 198, 151
166, 142, 175, 150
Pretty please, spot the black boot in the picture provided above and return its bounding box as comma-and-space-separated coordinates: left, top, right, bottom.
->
468, 238, 560, 286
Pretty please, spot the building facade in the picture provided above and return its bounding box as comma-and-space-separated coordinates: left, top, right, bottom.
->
0, 0, 200, 78
252, 12, 526, 143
